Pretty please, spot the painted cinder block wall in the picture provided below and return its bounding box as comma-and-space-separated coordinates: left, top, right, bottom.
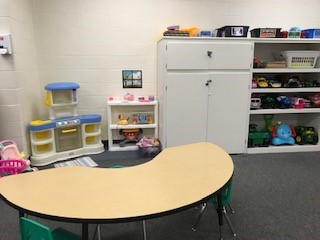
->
1, 0, 320, 156
0, 0, 41, 156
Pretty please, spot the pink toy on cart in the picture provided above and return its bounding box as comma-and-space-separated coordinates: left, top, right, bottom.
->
0, 140, 31, 177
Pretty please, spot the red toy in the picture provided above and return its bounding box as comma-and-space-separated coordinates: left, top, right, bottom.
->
119, 129, 143, 147
291, 97, 305, 109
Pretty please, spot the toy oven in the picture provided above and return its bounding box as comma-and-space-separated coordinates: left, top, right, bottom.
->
54, 124, 82, 152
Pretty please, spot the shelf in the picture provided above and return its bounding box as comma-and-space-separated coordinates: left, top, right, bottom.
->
109, 124, 157, 129
250, 108, 320, 114
161, 37, 320, 44
251, 38, 320, 44
107, 100, 158, 152
107, 100, 158, 106
252, 68, 320, 73
31, 138, 54, 145
251, 87, 320, 93
51, 102, 78, 107
247, 144, 320, 154
248, 31, 320, 154
83, 129, 101, 136
108, 143, 138, 151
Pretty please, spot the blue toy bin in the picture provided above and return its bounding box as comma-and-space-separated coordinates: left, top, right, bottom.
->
302, 29, 320, 38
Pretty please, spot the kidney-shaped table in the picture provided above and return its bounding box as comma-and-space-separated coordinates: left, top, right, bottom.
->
0, 142, 234, 240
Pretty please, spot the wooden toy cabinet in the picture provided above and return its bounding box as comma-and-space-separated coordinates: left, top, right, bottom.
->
107, 100, 158, 151
158, 37, 320, 154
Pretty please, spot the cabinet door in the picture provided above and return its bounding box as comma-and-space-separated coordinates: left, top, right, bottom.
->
166, 42, 252, 70
207, 72, 250, 153
166, 73, 209, 147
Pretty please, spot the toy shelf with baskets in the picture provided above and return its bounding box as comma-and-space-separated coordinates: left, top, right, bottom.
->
106, 100, 158, 151
248, 39, 320, 154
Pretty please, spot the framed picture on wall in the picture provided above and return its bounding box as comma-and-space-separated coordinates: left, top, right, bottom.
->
122, 70, 142, 88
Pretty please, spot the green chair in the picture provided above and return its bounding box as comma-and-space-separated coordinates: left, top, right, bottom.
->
95, 165, 147, 240
192, 179, 236, 237
20, 217, 81, 240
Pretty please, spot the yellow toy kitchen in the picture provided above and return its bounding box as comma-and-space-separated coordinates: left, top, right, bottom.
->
29, 82, 104, 166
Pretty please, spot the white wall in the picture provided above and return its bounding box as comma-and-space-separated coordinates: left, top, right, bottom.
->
2, 0, 320, 153
0, 0, 41, 156
31, 0, 320, 140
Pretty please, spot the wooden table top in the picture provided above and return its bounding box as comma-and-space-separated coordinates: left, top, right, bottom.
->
0, 142, 234, 223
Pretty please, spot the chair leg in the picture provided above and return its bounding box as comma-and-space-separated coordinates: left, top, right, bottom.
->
191, 203, 207, 231
227, 203, 235, 214
219, 225, 223, 240
142, 220, 147, 240
223, 207, 236, 237
94, 224, 101, 240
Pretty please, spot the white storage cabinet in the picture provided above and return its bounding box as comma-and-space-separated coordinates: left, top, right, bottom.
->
157, 38, 253, 154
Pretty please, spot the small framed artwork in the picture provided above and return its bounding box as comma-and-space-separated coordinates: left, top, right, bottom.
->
122, 70, 142, 88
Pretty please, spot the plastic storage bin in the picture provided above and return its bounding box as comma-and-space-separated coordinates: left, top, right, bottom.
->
216, 26, 249, 37
138, 143, 162, 158
0, 160, 26, 177
302, 29, 320, 38
281, 51, 320, 68
250, 28, 281, 38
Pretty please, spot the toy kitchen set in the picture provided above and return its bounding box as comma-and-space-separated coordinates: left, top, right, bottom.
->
28, 82, 104, 166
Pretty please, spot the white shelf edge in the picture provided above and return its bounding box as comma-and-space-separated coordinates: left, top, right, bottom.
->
252, 38, 320, 43
160, 37, 320, 44
50, 102, 78, 107
108, 144, 138, 151
251, 87, 320, 93
109, 124, 157, 129
31, 139, 54, 145
107, 100, 158, 106
250, 108, 320, 114
247, 145, 320, 154
83, 130, 101, 136
252, 68, 320, 73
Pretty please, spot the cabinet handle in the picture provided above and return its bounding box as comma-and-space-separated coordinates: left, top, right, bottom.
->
207, 51, 212, 57
61, 129, 77, 134
206, 79, 212, 86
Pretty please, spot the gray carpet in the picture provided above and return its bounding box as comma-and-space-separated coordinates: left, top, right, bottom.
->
1, 146, 320, 240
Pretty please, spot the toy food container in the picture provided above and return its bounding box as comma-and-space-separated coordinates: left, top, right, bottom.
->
250, 28, 281, 38
216, 26, 249, 37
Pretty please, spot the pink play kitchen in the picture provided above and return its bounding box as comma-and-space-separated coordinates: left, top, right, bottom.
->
28, 82, 104, 166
